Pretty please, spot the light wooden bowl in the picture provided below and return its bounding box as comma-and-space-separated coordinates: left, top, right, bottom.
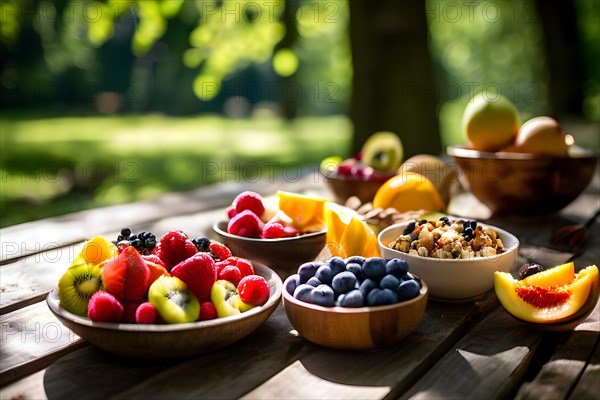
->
46, 263, 282, 358
213, 221, 326, 277
320, 170, 392, 204
282, 276, 428, 350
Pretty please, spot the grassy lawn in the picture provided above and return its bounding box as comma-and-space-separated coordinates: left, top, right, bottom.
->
1, 113, 352, 227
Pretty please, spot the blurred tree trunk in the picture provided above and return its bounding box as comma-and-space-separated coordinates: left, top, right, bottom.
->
277, 0, 300, 119
348, 1, 441, 158
535, 0, 584, 117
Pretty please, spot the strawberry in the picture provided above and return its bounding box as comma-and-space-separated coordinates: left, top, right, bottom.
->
135, 302, 158, 324
153, 230, 198, 271
238, 275, 270, 306
209, 242, 232, 261
142, 254, 166, 268
171, 253, 217, 302
88, 291, 124, 322
227, 210, 263, 238
219, 265, 242, 286
235, 258, 254, 277
232, 191, 265, 217
199, 301, 218, 321
102, 246, 149, 302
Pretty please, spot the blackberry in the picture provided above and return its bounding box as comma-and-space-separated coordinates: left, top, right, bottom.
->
192, 236, 211, 252
114, 228, 156, 255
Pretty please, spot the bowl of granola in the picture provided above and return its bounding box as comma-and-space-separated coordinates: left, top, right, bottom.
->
378, 217, 520, 301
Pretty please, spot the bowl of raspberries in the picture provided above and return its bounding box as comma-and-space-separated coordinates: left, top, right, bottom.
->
213, 191, 327, 276
46, 228, 282, 358
282, 256, 428, 350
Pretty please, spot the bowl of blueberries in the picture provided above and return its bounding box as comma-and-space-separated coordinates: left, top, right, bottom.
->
282, 256, 428, 350
378, 217, 519, 302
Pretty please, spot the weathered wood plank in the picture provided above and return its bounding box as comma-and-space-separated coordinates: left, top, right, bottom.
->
0, 178, 324, 264
569, 341, 600, 400
0, 370, 47, 400
400, 307, 542, 400
0, 302, 85, 387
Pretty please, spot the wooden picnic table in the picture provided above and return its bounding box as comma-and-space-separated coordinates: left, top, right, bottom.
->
1, 171, 598, 400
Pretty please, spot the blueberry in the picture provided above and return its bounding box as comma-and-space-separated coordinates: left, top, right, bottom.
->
382, 288, 398, 304
286, 274, 300, 295
397, 280, 421, 301
345, 256, 366, 266
138, 231, 148, 239
380, 274, 400, 291
298, 262, 322, 284
359, 279, 377, 299
385, 258, 409, 277
403, 221, 416, 235
327, 257, 346, 276
306, 277, 322, 287
315, 265, 334, 285
131, 238, 143, 248
463, 227, 473, 239
128, 234, 138, 241
470, 220, 477, 230
367, 288, 387, 306
346, 262, 363, 280
332, 271, 357, 294
362, 257, 387, 281
121, 228, 132, 237
338, 289, 364, 307
310, 285, 335, 307
192, 236, 211, 252
293, 284, 314, 302
400, 273, 414, 282
439, 216, 450, 225
420, 219, 428, 225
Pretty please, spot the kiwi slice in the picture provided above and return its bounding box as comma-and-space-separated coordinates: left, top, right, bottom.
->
361, 132, 404, 173
58, 263, 104, 316
148, 276, 200, 324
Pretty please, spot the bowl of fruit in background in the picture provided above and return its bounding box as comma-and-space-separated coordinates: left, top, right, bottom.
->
213, 191, 327, 276
46, 230, 283, 358
378, 218, 520, 301
282, 256, 428, 350
448, 93, 598, 214
320, 132, 403, 204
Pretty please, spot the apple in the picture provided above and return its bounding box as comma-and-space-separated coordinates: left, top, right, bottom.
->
462, 93, 520, 152
210, 280, 254, 318
513, 116, 569, 156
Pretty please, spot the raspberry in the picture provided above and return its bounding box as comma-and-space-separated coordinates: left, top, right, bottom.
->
199, 301, 218, 321
233, 191, 265, 217
227, 210, 263, 238
283, 225, 300, 238
219, 265, 242, 286
262, 222, 285, 239
135, 302, 158, 324
88, 291, 124, 322
238, 275, 270, 306
153, 230, 198, 271
235, 258, 254, 277
209, 242, 232, 261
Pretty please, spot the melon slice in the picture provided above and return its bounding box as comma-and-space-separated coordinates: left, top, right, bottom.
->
495, 264, 598, 324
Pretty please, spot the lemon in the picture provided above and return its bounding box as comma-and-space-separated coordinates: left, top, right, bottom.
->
324, 202, 379, 258
276, 191, 327, 232
373, 172, 445, 212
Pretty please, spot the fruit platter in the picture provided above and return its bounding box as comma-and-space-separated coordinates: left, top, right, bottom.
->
46, 229, 282, 358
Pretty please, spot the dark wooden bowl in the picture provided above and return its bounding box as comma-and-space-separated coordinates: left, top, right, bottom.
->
320, 170, 391, 204
447, 145, 598, 214
213, 221, 326, 277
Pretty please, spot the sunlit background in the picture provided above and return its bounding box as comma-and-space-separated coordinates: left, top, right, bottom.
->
1, 0, 598, 227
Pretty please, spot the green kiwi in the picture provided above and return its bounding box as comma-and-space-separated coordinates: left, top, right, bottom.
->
148, 276, 200, 324
58, 263, 104, 316
361, 131, 404, 173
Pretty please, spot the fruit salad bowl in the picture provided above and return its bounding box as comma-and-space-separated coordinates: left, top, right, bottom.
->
320, 169, 391, 204
46, 263, 282, 358
213, 221, 326, 276
378, 221, 520, 301
447, 145, 598, 214
282, 275, 428, 350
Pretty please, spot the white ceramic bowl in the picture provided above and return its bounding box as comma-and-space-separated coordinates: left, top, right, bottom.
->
378, 222, 520, 301
47, 263, 282, 358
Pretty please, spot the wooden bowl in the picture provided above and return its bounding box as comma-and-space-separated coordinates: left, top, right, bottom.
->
447, 145, 598, 214
320, 170, 391, 204
282, 276, 428, 350
46, 263, 282, 358
378, 221, 520, 301
213, 221, 326, 277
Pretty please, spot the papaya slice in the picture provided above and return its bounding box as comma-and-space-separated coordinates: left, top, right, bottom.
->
495, 264, 598, 324
276, 191, 327, 232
